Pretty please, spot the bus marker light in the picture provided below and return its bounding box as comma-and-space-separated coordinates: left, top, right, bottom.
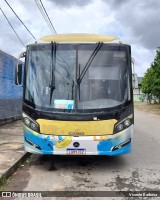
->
111, 139, 131, 151
25, 137, 41, 150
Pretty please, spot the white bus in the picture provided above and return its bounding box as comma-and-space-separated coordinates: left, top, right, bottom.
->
16, 33, 133, 156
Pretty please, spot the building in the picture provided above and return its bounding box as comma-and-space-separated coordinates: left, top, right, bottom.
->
133, 74, 145, 102
0, 50, 23, 123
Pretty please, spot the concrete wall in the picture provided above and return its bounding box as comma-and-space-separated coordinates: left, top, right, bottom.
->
0, 50, 23, 124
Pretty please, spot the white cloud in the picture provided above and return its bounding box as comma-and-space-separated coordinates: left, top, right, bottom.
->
0, 0, 158, 76
131, 45, 156, 76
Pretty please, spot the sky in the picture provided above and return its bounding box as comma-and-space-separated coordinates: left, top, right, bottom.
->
0, 0, 160, 76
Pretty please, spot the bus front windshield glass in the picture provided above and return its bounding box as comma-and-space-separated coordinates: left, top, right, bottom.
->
25, 44, 131, 112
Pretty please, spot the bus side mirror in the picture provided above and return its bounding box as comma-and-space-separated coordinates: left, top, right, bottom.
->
132, 73, 138, 89
15, 52, 25, 85
131, 57, 136, 89
132, 74, 136, 89
15, 63, 22, 85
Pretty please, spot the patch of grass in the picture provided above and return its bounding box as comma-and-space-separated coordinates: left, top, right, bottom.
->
0, 154, 32, 191
134, 102, 160, 115
0, 176, 9, 191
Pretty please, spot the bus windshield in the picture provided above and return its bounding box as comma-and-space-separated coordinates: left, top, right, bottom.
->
25, 43, 131, 112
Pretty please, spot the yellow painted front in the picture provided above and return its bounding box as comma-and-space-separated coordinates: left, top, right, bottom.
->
36, 119, 117, 136
40, 33, 118, 43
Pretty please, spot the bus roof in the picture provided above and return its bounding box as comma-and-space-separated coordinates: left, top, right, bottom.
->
39, 33, 119, 43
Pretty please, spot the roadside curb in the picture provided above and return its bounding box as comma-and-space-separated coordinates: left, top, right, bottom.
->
0, 117, 22, 126
0, 152, 31, 181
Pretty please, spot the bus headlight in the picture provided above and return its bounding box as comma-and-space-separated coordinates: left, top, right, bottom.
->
116, 124, 124, 132
24, 118, 30, 126
23, 117, 39, 132
114, 118, 132, 134
124, 119, 131, 127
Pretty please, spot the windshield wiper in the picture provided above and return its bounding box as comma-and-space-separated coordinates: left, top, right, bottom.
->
77, 42, 103, 85
49, 42, 56, 104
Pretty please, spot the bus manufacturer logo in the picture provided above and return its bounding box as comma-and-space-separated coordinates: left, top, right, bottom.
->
69, 132, 84, 136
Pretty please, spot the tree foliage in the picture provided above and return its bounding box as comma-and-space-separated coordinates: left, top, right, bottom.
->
141, 50, 160, 103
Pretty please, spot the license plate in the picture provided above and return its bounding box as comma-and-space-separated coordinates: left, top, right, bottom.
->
67, 148, 86, 155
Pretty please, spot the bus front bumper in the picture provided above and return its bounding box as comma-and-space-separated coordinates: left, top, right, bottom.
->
24, 125, 133, 156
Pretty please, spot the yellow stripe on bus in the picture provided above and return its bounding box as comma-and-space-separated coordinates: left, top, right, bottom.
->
36, 119, 117, 136
40, 33, 118, 43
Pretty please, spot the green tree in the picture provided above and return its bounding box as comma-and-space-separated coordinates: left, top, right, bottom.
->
151, 50, 160, 102
141, 67, 154, 103
141, 50, 160, 104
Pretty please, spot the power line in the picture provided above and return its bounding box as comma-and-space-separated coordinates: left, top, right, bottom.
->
0, 7, 25, 47
34, 0, 57, 34
39, 0, 57, 34
4, 0, 36, 40
34, 0, 51, 32
34, 0, 56, 34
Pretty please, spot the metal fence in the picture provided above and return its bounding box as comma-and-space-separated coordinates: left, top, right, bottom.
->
134, 94, 147, 102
